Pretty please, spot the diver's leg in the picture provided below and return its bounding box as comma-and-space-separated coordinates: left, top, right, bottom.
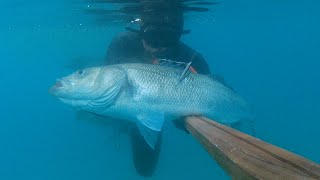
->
130, 125, 162, 177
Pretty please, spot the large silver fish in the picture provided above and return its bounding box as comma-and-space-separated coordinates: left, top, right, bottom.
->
50, 63, 252, 148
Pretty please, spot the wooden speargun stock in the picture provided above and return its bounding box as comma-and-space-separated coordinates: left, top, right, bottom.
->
184, 116, 320, 180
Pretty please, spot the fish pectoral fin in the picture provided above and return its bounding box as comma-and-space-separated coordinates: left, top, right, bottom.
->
136, 113, 164, 149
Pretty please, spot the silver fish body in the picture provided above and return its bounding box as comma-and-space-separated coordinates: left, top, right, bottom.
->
102, 64, 249, 122
50, 63, 252, 148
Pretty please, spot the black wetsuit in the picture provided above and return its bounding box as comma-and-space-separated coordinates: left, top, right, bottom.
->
105, 31, 211, 177
106, 31, 211, 74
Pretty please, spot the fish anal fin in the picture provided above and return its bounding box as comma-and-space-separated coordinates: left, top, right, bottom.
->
136, 113, 164, 149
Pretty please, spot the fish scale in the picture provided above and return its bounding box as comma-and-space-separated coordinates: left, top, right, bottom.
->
111, 63, 250, 123
51, 63, 252, 148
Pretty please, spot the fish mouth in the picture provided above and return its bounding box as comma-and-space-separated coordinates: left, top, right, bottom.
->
49, 81, 63, 95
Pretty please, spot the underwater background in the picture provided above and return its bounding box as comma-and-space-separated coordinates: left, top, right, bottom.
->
1, 0, 319, 179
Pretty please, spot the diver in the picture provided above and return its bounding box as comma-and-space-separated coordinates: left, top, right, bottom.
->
105, 0, 211, 177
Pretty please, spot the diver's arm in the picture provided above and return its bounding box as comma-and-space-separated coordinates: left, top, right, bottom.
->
193, 53, 211, 75
177, 42, 211, 75
105, 35, 122, 65
106, 32, 143, 65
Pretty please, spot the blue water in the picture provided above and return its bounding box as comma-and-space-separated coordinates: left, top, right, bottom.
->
1, 0, 319, 179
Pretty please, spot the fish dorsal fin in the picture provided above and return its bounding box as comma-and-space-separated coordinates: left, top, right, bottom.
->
154, 59, 196, 81
136, 113, 164, 149
155, 59, 190, 70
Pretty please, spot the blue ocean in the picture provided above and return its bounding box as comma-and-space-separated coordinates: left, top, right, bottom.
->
1, 0, 319, 179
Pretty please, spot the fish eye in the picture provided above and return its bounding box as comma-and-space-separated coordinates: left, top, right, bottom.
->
77, 70, 84, 75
